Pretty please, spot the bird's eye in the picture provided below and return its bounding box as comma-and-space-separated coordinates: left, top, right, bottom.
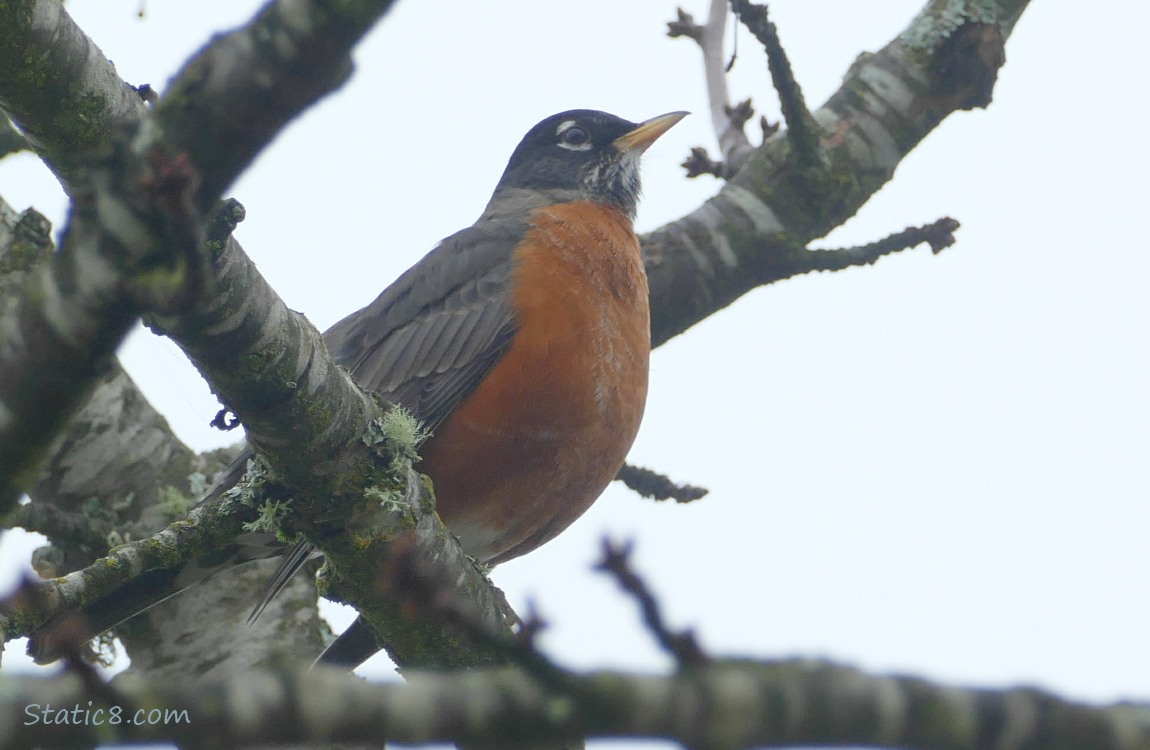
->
559, 125, 590, 147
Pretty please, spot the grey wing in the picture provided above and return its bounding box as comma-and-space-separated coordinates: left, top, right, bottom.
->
322, 218, 525, 432
251, 220, 526, 627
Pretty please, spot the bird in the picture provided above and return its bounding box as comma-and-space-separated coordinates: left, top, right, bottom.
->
28, 108, 688, 668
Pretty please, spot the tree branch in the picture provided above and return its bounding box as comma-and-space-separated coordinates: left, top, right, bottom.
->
148, 0, 399, 211
2, 472, 258, 643
0, 133, 209, 514
595, 538, 710, 669
0, 194, 315, 678
641, 0, 1027, 347
668, 1, 756, 172
0, 116, 28, 158
615, 462, 708, 503
731, 0, 822, 167
806, 217, 960, 272
142, 217, 514, 670
4, 659, 1148, 750
0, 4, 145, 187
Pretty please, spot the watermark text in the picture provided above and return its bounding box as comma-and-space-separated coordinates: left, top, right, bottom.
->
24, 702, 190, 727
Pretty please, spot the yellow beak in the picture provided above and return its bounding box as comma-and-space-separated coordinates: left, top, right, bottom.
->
613, 111, 689, 153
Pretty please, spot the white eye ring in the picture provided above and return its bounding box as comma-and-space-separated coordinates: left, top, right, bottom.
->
556, 120, 592, 151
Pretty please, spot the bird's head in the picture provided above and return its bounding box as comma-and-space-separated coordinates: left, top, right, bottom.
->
488, 109, 688, 219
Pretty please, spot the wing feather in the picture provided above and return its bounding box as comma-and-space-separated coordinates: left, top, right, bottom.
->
323, 217, 527, 431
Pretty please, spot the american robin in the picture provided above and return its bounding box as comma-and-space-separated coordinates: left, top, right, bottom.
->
29, 109, 687, 667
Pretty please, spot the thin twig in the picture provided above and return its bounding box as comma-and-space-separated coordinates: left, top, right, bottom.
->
668, 1, 755, 173
731, 0, 822, 167
806, 217, 961, 274
681, 146, 726, 179
594, 538, 710, 669
616, 463, 708, 503
378, 534, 572, 691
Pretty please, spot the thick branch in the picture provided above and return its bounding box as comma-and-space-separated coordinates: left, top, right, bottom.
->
1, 484, 258, 642
0, 116, 28, 158
143, 218, 513, 668
150, 0, 399, 210
4, 660, 1148, 750
0, 175, 510, 672
0, 0, 399, 204
0, 3, 146, 190
2, 219, 514, 666
0, 199, 210, 558
0, 194, 322, 677
0, 140, 207, 514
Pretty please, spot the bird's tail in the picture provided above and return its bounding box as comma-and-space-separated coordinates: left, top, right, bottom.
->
312, 614, 381, 670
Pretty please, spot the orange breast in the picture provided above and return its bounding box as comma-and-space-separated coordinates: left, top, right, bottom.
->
418, 201, 650, 564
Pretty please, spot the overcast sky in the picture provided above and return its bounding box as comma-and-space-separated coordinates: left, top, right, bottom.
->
2, 2, 1148, 748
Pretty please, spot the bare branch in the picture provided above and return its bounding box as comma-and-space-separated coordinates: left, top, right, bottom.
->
903, 1, 1014, 111
0, 0, 399, 203
681, 145, 726, 179
0, 200, 53, 293
5, 658, 1149, 749
0, 116, 28, 158
0, 2, 146, 190
731, 0, 822, 167
367, 534, 565, 686
0, 131, 209, 513
678, 100, 774, 180
666, 7, 704, 41
0, 194, 222, 567
3, 475, 258, 652
725, 97, 755, 132
150, 0, 399, 211
668, 1, 756, 172
616, 462, 708, 503
595, 538, 710, 669
805, 217, 961, 273
10, 502, 117, 558
642, 1, 1021, 347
